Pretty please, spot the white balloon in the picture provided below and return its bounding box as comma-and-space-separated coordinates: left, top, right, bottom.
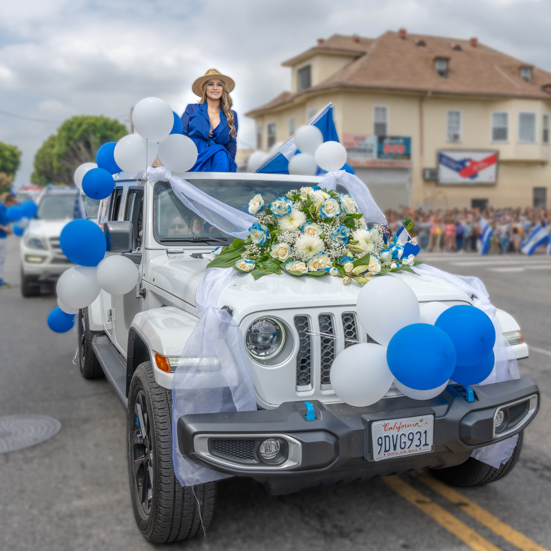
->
132, 97, 174, 142
269, 141, 284, 154
315, 141, 347, 172
247, 151, 269, 172
330, 343, 394, 407
18, 217, 30, 229
57, 266, 100, 310
394, 379, 449, 400
294, 125, 323, 155
114, 134, 158, 174
420, 302, 450, 325
96, 255, 139, 295
158, 134, 198, 173
357, 276, 420, 346
58, 297, 79, 315
288, 153, 318, 176
74, 162, 97, 190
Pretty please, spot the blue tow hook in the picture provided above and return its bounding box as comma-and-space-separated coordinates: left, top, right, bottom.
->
463, 385, 475, 403
304, 401, 316, 421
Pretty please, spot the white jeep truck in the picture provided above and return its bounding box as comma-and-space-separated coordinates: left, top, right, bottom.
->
79, 172, 539, 544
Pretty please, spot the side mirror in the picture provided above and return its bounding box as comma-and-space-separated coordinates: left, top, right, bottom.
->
104, 221, 134, 252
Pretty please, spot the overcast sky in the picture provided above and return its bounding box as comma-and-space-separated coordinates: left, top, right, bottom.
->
2, 0, 551, 187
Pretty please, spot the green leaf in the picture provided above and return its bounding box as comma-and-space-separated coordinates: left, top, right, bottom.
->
305, 270, 328, 278
227, 238, 245, 250
352, 253, 371, 267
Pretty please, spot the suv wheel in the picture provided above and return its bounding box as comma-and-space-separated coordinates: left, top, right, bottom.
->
77, 308, 103, 379
127, 361, 217, 544
430, 431, 524, 487
21, 269, 40, 297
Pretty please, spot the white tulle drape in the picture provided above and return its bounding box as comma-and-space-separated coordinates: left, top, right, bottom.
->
413, 264, 519, 468
171, 268, 257, 486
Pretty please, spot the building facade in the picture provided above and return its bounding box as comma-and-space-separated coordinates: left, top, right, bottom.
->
246, 31, 551, 210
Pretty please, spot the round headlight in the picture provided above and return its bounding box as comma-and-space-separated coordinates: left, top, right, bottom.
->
246, 317, 286, 360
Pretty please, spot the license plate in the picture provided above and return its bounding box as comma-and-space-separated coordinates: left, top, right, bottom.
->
371, 415, 434, 461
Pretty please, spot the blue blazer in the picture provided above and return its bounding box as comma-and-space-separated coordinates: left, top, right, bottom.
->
181, 103, 238, 159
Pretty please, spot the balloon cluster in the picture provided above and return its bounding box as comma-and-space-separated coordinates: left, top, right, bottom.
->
6, 201, 38, 237
47, 219, 139, 333
74, 97, 198, 199
247, 125, 347, 174
330, 277, 497, 406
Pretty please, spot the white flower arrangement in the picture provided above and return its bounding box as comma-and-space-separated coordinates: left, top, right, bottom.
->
207, 187, 421, 284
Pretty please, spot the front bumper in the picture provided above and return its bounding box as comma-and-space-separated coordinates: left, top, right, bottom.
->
178, 378, 538, 493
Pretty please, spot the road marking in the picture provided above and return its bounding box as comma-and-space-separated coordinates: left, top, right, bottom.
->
383, 476, 502, 551
526, 265, 551, 270
450, 261, 551, 267
529, 346, 551, 358
488, 267, 525, 272
417, 473, 549, 551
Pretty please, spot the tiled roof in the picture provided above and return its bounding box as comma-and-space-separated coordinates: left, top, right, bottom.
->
247, 31, 551, 116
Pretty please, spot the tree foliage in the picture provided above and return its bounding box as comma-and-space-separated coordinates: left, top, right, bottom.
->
0, 141, 21, 194
31, 116, 128, 185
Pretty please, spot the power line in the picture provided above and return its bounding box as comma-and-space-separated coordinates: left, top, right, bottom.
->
0, 109, 61, 124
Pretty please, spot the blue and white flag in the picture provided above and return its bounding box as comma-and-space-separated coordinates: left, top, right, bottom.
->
521, 225, 550, 256
478, 218, 492, 255
256, 103, 339, 174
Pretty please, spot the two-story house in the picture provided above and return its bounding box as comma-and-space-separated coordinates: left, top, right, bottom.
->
246, 30, 551, 210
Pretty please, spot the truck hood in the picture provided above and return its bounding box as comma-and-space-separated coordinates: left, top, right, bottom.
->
26, 219, 70, 239
148, 255, 472, 319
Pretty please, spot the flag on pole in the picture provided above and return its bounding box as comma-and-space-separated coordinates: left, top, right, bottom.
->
478, 218, 492, 255
256, 103, 339, 174
521, 225, 550, 255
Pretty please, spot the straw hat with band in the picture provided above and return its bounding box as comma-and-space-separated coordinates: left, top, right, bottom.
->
192, 68, 235, 97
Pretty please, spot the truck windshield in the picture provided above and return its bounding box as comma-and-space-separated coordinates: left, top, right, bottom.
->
82, 195, 100, 219
36, 194, 77, 220
153, 179, 305, 244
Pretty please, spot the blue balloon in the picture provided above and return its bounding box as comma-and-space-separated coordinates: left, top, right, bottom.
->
60, 219, 106, 266
12, 225, 25, 237
387, 324, 457, 390
47, 308, 75, 333
170, 111, 183, 135
452, 351, 495, 386
341, 163, 355, 174
435, 305, 496, 367
20, 201, 38, 218
82, 168, 115, 200
96, 142, 121, 175
6, 206, 23, 222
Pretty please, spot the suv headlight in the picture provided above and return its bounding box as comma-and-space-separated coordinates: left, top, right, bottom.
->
24, 234, 47, 250
246, 317, 286, 360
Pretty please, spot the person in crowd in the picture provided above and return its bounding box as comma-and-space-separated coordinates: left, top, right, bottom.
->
455, 219, 464, 252
181, 68, 238, 172
497, 217, 511, 253
0, 193, 17, 288
417, 213, 431, 250
429, 216, 443, 252
444, 217, 456, 251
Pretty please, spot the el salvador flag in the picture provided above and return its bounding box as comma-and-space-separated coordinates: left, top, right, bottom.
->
255, 103, 339, 174
478, 218, 493, 255
521, 225, 550, 255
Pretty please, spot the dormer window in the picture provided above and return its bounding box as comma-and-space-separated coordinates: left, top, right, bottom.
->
435, 58, 448, 78
520, 66, 532, 83
298, 65, 311, 91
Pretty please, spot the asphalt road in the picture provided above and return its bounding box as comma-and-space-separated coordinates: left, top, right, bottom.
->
1, 238, 550, 551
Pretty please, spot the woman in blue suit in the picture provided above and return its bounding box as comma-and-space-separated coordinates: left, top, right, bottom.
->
181, 68, 238, 172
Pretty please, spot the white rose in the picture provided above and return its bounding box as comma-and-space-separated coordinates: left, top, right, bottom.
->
368, 255, 381, 275
248, 194, 264, 215
300, 186, 314, 199
235, 259, 255, 272
307, 253, 332, 272
285, 260, 308, 275
309, 190, 329, 207
339, 194, 357, 214
402, 254, 415, 266
302, 223, 321, 237
270, 243, 292, 262
390, 262, 398, 269
329, 267, 339, 276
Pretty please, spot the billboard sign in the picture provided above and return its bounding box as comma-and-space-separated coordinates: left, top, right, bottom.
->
343, 134, 411, 161
438, 150, 498, 185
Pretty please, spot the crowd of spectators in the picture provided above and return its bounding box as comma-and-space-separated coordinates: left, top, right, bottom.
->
384, 207, 550, 254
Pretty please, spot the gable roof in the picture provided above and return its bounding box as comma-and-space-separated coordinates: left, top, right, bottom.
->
247, 31, 551, 117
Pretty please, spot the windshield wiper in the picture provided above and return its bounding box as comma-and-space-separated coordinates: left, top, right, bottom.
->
160, 237, 230, 245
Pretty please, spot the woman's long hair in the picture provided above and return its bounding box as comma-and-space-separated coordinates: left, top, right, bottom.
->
200, 81, 237, 139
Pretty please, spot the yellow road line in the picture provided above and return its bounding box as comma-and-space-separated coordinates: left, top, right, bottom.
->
383, 476, 502, 551
417, 473, 549, 551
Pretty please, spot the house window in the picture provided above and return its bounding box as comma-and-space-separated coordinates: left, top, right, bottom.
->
492, 112, 508, 142
256, 124, 262, 150
298, 65, 311, 91
289, 117, 296, 136
435, 58, 448, 78
266, 123, 277, 149
518, 112, 537, 143
306, 107, 317, 120
374, 106, 388, 136
533, 187, 547, 209
447, 110, 461, 143
543, 114, 549, 144
520, 67, 532, 83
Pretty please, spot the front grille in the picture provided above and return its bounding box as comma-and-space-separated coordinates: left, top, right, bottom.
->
508, 401, 528, 425
342, 312, 358, 348
294, 316, 312, 389
49, 238, 63, 255
319, 314, 336, 388
210, 439, 256, 462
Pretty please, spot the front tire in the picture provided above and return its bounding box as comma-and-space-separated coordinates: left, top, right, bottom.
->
77, 308, 103, 379
430, 431, 524, 487
127, 361, 217, 544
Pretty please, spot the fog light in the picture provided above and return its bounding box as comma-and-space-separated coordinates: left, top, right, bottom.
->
25, 255, 45, 264
259, 438, 281, 460
494, 410, 505, 428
